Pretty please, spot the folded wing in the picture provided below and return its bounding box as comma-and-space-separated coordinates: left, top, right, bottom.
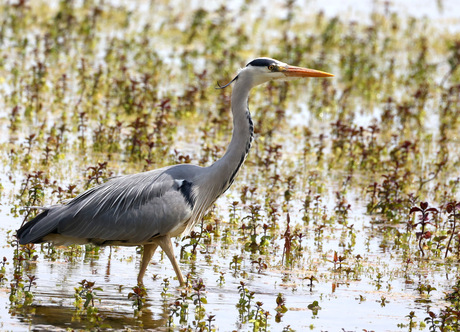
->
17, 167, 197, 245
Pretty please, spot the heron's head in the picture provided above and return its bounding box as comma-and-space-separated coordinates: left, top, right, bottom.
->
218, 57, 333, 89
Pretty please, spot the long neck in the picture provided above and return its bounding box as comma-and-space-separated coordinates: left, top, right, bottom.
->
208, 75, 254, 193
183, 74, 254, 236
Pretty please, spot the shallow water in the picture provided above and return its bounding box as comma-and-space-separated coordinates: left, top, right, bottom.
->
1, 0, 460, 331
1, 200, 455, 331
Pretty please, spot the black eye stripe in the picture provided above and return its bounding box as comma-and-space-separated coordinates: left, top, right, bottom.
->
246, 58, 276, 67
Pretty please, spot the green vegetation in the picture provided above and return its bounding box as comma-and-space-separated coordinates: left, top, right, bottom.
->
0, 0, 459, 330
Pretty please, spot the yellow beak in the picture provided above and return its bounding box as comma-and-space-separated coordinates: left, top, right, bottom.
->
282, 66, 334, 78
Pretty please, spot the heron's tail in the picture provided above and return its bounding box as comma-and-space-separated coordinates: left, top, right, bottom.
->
16, 208, 54, 244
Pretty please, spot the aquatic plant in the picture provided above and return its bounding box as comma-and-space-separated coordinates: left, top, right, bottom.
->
409, 202, 439, 257
128, 284, 147, 314
1, 0, 460, 330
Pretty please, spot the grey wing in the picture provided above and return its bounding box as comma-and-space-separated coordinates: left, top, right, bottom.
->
17, 166, 199, 245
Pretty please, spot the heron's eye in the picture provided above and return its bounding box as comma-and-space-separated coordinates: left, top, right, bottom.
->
268, 64, 275, 71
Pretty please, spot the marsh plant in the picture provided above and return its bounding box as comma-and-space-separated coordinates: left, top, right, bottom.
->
128, 284, 147, 315
1, 0, 460, 330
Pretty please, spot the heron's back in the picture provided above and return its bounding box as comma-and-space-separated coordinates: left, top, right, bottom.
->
17, 164, 209, 246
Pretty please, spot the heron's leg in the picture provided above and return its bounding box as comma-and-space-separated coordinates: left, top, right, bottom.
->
156, 235, 185, 286
137, 243, 158, 285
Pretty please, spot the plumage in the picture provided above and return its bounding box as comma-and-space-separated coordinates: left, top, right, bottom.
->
16, 58, 333, 286
19, 165, 201, 245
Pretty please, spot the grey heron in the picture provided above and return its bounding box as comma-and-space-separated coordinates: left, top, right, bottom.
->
16, 58, 333, 286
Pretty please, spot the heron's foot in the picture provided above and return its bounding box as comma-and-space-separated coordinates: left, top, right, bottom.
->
174, 282, 187, 293
174, 272, 191, 289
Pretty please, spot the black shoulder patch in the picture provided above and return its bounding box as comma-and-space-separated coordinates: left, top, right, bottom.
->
178, 180, 196, 209
246, 58, 276, 67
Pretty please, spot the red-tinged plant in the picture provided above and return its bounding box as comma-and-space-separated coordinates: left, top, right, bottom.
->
409, 202, 438, 257
445, 201, 460, 258
128, 284, 147, 312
